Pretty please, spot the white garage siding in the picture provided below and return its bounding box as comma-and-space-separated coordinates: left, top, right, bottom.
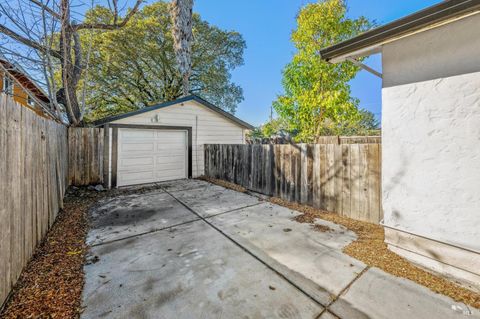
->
109, 99, 247, 180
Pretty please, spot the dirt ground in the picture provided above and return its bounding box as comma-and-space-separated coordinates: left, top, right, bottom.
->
2, 178, 479, 317
0, 185, 164, 319
0, 190, 93, 318
202, 176, 480, 310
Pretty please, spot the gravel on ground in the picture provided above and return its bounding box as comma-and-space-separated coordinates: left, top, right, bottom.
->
202, 176, 480, 309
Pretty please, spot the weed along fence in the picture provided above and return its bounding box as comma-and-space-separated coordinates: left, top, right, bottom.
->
0, 94, 68, 306
204, 143, 382, 224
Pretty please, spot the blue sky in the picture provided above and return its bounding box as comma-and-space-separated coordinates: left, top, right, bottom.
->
193, 0, 442, 126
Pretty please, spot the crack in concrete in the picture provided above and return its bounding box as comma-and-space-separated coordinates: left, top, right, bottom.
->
89, 218, 201, 248
193, 181, 373, 319
91, 181, 369, 318
162, 186, 326, 314
89, 198, 264, 248
203, 202, 265, 219
317, 266, 370, 319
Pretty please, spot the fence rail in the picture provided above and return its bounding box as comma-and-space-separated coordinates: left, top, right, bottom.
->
315, 135, 381, 144
248, 135, 381, 145
68, 128, 104, 186
205, 143, 382, 224
0, 94, 68, 306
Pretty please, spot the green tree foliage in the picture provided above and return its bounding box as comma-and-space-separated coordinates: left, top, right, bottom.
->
81, 2, 245, 122
355, 109, 380, 134
247, 118, 289, 140
273, 0, 375, 141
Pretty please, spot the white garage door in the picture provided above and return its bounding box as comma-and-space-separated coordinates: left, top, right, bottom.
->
117, 128, 187, 187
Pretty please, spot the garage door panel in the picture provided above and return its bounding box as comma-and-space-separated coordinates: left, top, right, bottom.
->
155, 130, 185, 138
119, 156, 154, 168
156, 145, 185, 153
120, 130, 155, 139
154, 159, 185, 169
121, 142, 155, 152
155, 135, 186, 142
156, 157, 185, 165
117, 128, 187, 187
118, 170, 155, 185
155, 169, 186, 180
155, 143, 185, 151
155, 167, 186, 174
155, 153, 185, 159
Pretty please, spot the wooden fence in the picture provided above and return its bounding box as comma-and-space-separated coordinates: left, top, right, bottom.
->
205, 143, 382, 224
248, 135, 381, 145
315, 135, 381, 144
0, 95, 68, 306
68, 128, 105, 186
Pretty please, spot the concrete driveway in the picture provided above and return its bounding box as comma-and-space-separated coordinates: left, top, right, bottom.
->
81, 179, 479, 319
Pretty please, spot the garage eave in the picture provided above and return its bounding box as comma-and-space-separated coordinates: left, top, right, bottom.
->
320, 0, 480, 62
93, 95, 255, 130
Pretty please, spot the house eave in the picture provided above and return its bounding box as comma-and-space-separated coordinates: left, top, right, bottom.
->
320, 0, 480, 62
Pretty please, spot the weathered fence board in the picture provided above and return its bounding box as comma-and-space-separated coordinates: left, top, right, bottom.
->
204, 143, 382, 224
68, 128, 104, 186
316, 135, 381, 144
0, 94, 67, 307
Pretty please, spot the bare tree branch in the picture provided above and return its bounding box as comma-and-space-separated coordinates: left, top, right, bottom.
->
28, 0, 62, 20
39, 0, 62, 117
73, 0, 142, 30
112, 0, 119, 24
0, 24, 62, 59
0, 0, 144, 126
72, 29, 82, 83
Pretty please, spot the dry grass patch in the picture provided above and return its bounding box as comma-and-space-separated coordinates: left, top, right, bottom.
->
202, 177, 480, 309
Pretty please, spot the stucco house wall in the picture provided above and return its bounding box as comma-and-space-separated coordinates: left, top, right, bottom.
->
382, 13, 480, 286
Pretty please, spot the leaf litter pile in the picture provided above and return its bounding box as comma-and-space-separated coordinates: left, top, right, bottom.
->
0, 190, 93, 318
0, 184, 165, 318
202, 177, 480, 309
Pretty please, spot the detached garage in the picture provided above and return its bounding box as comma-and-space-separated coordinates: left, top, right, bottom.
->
94, 95, 253, 188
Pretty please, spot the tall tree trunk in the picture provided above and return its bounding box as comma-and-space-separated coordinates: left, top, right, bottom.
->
171, 0, 193, 97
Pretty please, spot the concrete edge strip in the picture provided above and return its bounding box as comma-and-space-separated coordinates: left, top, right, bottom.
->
89, 218, 201, 248
158, 185, 211, 194
203, 202, 265, 219
155, 179, 226, 193
89, 202, 264, 248
319, 266, 370, 319
162, 187, 326, 313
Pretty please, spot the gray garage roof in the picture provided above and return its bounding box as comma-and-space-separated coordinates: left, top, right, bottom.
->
93, 95, 254, 129
320, 0, 480, 62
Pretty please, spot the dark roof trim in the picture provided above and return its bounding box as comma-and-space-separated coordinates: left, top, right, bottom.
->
93, 94, 254, 129
320, 0, 480, 61
0, 56, 51, 103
